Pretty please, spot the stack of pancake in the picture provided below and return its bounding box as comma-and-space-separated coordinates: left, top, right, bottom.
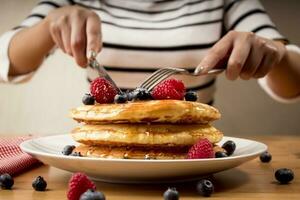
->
70, 100, 223, 159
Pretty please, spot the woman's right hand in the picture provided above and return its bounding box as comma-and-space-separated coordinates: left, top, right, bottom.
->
45, 6, 102, 67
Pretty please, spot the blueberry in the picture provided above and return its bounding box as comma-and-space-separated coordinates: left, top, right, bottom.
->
82, 94, 95, 105
163, 187, 179, 200
196, 179, 214, 197
126, 91, 135, 101
0, 173, 14, 189
80, 189, 106, 200
259, 151, 272, 163
184, 91, 198, 101
32, 176, 47, 191
215, 151, 228, 158
114, 93, 128, 103
222, 140, 236, 156
62, 145, 76, 155
70, 152, 82, 157
134, 88, 152, 100
275, 168, 294, 184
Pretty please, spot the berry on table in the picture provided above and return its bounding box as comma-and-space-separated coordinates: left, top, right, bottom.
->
151, 79, 186, 100
67, 172, 96, 200
184, 91, 198, 101
62, 145, 76, 155
221, 140, 236, 156
82, 94, 95, 105
32, 176, 47, 191
196, 179, 214, 197
275, 168, 294, 184
80, 189, 106, 200
163, 187, 179, 200
259, 151, 272, 163
114, 93, 128, 103
215, 151, 228, 158
187, 139, 214, 159
90, 78, 117, 104
0, 173, 14, 189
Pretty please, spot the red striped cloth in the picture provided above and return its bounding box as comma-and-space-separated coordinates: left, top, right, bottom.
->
0, 136, 41, 176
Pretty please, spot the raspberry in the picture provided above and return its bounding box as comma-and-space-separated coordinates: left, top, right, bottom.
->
90, 78, 117, 104
67, 172, 96, 200
151, 79, 186, 100
187, 139, 214, 159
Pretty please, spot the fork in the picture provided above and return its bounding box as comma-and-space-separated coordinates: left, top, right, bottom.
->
88, 51, 122, 94
140, 67, 225, 91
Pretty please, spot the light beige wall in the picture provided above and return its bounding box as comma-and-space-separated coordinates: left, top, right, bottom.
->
0, 0, 299, 136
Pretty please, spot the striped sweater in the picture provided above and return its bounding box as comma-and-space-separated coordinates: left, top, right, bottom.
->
0, 0, 299, 103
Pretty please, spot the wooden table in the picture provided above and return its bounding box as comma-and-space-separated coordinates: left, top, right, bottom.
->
1, 136, 299, 199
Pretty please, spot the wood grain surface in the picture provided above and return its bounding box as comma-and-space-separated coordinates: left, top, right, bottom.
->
0, 135, 299, 200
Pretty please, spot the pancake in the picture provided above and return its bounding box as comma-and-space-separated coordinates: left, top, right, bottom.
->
73, 144, 225, 160
71, 124, 223, 147
70, 100, 221, 124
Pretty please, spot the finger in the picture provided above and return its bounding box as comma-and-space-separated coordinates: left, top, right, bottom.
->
86, 13, 102, 57
195, 32, 234, 74
240, 46, 264, 80
253, 52, 276, 79
226, 34, 252, 80
70, 17, 87, 67
50, 24, 65, 52
61, 23, 72, 56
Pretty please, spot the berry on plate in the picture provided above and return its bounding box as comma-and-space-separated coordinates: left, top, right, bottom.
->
275, 168, 294, 184
196, 179, 214, 197
259, 151, 272, 163
151, 79, 186, 100
221, 140, 236, 156
70, 152, 82, 157
62, 145, 76, 155
215, 151, 228, 158
187, 139, 214, 159
163, 187, 179, 200
0, 173, 14, 189
80, 189, 106, 200
32, 176, 47, 191
67, 172, 96, 200
90, 78, 117, 104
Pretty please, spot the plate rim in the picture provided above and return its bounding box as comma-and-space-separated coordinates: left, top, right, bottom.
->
20, 134, 267, 163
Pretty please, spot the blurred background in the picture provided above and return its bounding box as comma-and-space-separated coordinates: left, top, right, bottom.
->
0, 0, 299, 136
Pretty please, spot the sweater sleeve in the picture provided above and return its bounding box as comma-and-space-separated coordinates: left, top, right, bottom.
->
0, 0, 71, 83
223, 0, 300, 103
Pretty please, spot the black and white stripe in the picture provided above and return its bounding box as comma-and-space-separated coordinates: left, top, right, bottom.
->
6, 0, 287, 103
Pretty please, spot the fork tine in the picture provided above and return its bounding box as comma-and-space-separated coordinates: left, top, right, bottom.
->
143, 69, 178, 90
142, 69, 174, 89
140, 68, 169, 88
141, 67, 188, 88
141, 69, 175, 89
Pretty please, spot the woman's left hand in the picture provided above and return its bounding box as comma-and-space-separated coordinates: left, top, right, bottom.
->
195, 31, 287, 80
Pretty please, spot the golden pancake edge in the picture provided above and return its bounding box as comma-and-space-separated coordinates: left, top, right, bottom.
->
70, 100, 221, 124
71, 124, 223, 147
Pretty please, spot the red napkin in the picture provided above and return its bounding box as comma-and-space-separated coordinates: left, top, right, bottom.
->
0, 136, 41, 176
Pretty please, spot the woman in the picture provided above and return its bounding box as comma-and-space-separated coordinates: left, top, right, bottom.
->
0, 0, 299, 104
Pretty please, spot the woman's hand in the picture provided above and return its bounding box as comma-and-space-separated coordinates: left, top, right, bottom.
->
195, 31, 286, 80
45, 6, 102, 67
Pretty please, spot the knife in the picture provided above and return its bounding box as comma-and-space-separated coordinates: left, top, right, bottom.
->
88, 51, 122, 94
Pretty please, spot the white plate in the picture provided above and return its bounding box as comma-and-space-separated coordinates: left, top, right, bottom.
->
20, 134, 267, 183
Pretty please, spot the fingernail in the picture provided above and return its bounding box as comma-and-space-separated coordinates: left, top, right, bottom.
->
195, 66, 205, 74
87, 50, 97, 60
